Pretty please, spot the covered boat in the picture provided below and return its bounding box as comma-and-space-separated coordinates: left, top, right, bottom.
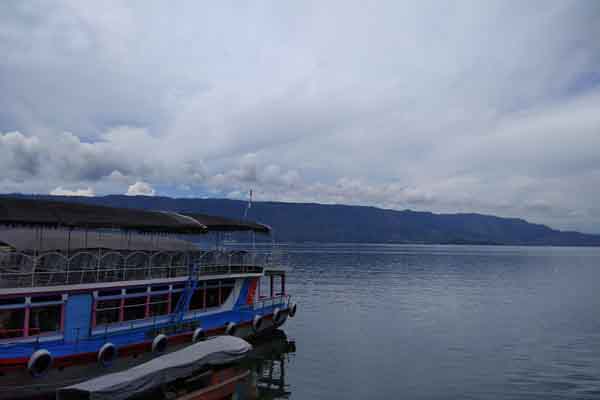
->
56, 335, 252, 400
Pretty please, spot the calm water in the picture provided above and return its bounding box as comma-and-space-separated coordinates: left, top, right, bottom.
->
278, 244, 600, 399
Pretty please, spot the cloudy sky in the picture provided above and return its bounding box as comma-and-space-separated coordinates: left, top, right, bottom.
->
1, 1, 600, 232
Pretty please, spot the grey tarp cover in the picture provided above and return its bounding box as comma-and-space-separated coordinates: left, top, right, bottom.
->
56, 336, 252, 400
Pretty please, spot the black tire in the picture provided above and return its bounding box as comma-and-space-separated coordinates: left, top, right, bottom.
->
98, 343, 117, 368
252, 315, 264, 333
225, 322, 237, 336
192, 328, 206, 343
289, 303, 298, 318
28, 350, 53, 378
152, 334, 168, 354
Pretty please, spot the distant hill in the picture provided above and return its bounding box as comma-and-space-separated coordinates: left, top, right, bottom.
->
3, 194, 600, 246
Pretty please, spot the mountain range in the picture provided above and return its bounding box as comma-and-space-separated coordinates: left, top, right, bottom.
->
4, 194, 600, 246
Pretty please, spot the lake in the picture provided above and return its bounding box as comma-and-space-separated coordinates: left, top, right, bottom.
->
277, 244, 600, 399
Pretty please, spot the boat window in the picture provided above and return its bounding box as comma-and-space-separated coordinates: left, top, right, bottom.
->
90, 279, 239, 326
259, 276, 270, 298
31, 295, 62, 303
206, 280, 219, 288
126, 287, 147, 295
96, 299, 121, 325
29, 305, 61, 334
0, 297, 26, 306
171, 292, 182, 309
205, 287, 219, 308
189, 289, 205, 310
149, 294, 169, 316
0, 309, 25, 339
123, 297, 146, 321
221, 286, 233, 303
98, 290, 122, 297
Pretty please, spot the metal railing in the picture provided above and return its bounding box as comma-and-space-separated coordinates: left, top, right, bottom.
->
240, 294, 291, 312
0, 248, 288, 289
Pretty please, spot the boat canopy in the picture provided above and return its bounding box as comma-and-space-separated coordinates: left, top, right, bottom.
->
0, 228, 199, 252
185, 213, 271, 234
0, 197, 271, 235
0, 197, 208, 234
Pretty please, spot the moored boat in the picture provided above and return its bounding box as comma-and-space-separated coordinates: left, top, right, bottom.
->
0, 198, 296, 399
149, 330, 295, 400
56, 335, 253, 400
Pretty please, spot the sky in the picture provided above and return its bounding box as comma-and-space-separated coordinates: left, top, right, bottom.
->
1, 1, 600, 233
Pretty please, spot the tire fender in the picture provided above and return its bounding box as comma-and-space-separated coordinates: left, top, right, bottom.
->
192, 328, 206, 343
252, 315, 264, 333
273, 307, 281, 324
289, 303, 298, 318
28, 349, 53, 378
225, 322, 237, 336
98, 342, 117, 367
152, 334, 168, 354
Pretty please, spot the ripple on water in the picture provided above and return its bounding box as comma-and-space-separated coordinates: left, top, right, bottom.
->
281, 244, 600, 399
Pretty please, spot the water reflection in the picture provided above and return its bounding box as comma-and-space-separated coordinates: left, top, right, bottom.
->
149, 330, 295, 400
249, 330, 295, 399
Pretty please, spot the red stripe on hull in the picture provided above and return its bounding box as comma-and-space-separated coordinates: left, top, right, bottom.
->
178, 369, 251, 400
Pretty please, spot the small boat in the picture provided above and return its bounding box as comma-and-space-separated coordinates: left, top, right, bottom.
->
0, 197, 297, 399
56, 335, 252, 400
158, 330, 295, 400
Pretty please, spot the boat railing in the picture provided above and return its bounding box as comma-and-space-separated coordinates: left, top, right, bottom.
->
238, 293, 291, 313
0, 327, 42, 340
0, 248, 289, 289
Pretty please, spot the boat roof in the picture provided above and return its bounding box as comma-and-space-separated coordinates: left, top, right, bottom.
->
0, 197, 271, 235
0, 197, 208, 234
186, 213, 271, 234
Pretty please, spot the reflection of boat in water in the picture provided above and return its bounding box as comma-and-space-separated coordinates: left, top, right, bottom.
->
0, 198, 297, 399
247, 331, 294, 399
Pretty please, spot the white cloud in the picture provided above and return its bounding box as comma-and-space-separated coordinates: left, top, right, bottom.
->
50, 186, 95, 197
126, 181, 155, 196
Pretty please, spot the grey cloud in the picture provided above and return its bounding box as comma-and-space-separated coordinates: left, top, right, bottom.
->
0, 132, 42, 178
1, 131, 129, 182
1, 1, 600, 232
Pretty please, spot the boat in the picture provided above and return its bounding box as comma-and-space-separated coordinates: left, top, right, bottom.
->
56, 335, 253, 400
0, 197, 297, 399
147, 330, 295, 400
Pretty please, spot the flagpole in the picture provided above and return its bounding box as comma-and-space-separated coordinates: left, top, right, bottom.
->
243, 189, 255, 249
243, 189, 252, 219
